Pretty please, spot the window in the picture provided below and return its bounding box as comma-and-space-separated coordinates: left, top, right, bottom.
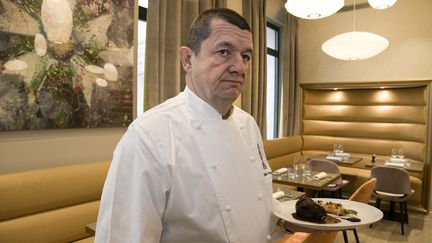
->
137, 0, 148, 117
266, 22, 280, 139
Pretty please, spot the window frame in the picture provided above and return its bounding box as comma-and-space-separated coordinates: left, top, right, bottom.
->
136, 5, 147, 117
266, 21, 281, 139
138, 5, 147, 21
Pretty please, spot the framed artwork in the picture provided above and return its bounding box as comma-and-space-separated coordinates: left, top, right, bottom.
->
0, 0, 134, 131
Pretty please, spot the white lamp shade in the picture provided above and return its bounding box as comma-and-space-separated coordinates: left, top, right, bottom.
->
368, 0, 397, 9
285, 0, 344, 19
322, 31, 389, 60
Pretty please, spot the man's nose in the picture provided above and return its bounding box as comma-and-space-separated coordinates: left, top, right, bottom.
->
228, 54, 247, 74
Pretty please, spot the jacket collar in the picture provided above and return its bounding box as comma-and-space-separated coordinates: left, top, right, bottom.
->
183, 86, 233, 120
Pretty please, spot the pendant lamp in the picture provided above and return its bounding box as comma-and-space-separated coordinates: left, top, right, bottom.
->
321, 0, 389, 60
285, 0, 344, 19
368, 0, 397, 9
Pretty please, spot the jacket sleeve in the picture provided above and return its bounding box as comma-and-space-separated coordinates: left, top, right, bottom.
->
95, 123, 170, 243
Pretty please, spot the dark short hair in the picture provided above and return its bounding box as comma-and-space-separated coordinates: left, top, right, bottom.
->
186, 8, 251, 54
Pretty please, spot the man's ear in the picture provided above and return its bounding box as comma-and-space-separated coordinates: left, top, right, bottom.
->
179, 46, 193, 72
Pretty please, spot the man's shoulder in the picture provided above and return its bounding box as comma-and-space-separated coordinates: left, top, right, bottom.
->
233, 106, 256, 121
126, 94, 188, 141
137, 93, 186, 122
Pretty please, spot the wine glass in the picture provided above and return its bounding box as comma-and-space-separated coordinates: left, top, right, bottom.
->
391, 148, 398, 158
302, 159, 311, 176
338, 144, 344, 153
397, 149, 405, 159
293, 156, 301, 178
333, 144, 339, 154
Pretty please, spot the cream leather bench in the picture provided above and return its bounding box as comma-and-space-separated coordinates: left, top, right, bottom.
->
0, 161, 110, 243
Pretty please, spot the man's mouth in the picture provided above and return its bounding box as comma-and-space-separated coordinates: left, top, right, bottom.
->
222, 79, 243, 84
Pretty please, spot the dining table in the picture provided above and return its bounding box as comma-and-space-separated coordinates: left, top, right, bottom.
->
273, 198, 383, 232
364, 158, 424, 172
272, 171, 340, 191
273, 186, 306, 202
309, 154, 363, 167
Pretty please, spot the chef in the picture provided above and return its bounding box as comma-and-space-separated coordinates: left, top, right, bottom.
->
95, 8, 274, 243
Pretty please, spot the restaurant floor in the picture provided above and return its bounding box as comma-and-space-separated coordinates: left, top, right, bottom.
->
334, 212, 432, 243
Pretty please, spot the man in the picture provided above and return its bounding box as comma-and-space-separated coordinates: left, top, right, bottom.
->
95, 8, 273, 243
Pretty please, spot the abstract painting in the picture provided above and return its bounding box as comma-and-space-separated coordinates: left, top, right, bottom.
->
0, 0, 134, 131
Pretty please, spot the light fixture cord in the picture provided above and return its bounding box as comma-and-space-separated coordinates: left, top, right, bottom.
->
353, 0, 356, 31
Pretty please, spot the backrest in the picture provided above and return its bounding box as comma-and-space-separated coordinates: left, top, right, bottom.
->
263, 136, 303, 170
300, 82, 430, 208
371, 167, 412, 195
309, 159, 342, 185
309, 159, 340, 174
300, 84, 428, 168
0, 161, 110, 243
349, 178, 377, 203
0, 160, 110, 221
282, 232, 338, 243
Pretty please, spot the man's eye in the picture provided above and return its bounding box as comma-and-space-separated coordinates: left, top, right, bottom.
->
242, 54, 251, 62
217, 50, 230, 57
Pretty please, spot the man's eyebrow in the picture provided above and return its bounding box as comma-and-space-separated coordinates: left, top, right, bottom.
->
243, 48, 253, 56
214, 41, 253, 55
214, 41, 234, 49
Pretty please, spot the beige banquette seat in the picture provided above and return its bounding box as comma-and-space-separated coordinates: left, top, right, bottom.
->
0, 160, 110, 243
264, 81, 431, 212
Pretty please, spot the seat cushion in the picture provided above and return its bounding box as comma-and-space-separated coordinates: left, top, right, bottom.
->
73, 236, 95, 243
0, 201, 99, 243
375, 190, 405, 197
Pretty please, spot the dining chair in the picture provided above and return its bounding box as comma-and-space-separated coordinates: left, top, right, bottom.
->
341, 178, 377, 243
276, 232, 338, 243
309, 159, 349, 198
370, 166, 413, 235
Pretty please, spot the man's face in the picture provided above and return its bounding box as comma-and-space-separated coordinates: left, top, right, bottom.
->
188, 19, 253, 108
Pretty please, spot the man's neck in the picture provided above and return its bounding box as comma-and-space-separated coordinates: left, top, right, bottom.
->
221, 106, 233, 120
186, 83, 234, 119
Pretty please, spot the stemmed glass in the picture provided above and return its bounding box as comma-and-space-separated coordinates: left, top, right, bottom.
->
333, 144, 344, 155
333, 144, 339, 155
338, 144, 344, 153
391, 148, 398, 158
301, 159, 311, 176
397, 149, 405, 159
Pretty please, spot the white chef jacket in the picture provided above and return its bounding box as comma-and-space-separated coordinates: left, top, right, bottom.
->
95, 86, 274, 243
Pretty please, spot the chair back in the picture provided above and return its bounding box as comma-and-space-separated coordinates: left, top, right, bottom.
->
308, 159, 342, 185
280, 232, 337, 243
349, 178, 377, 203
370, 167, 411, 195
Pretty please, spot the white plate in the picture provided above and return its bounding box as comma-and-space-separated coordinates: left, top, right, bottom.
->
273, 198, 383, 231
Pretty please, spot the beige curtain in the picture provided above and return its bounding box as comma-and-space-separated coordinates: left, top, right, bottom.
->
242, 0, 267, 137
144, 0, 226, 110
280, 13, 298, 136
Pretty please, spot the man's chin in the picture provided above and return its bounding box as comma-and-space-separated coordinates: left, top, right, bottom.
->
221, 89, 241, 101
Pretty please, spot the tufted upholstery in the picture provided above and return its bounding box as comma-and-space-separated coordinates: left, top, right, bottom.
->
0, 161, 110, 243
263, 82, 431, 212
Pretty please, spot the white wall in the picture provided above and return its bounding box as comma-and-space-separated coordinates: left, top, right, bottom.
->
297, 0, 432, 83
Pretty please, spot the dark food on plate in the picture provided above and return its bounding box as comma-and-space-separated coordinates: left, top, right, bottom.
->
295, 197, 327, 222
293, 197, 357, 224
